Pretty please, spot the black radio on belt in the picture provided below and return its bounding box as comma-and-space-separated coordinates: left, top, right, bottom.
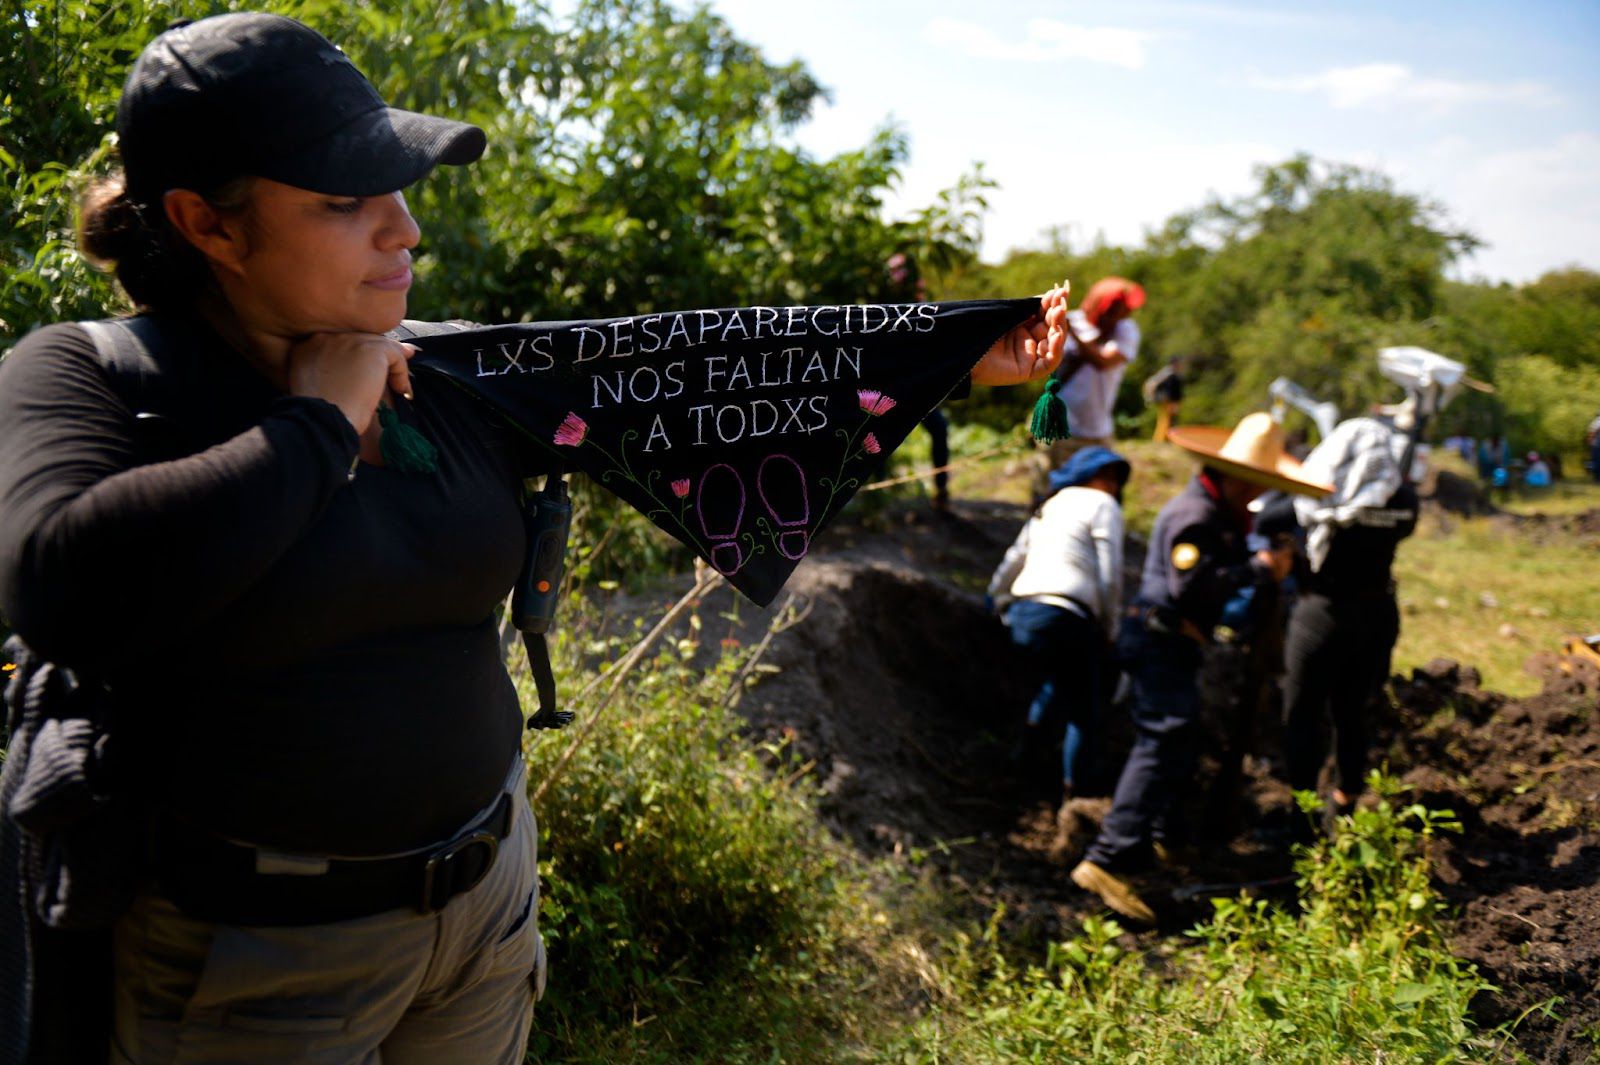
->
513, 471, 573, 729
512, 473, 570, 636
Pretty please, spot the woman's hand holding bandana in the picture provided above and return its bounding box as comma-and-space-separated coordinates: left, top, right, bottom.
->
970, 284, 1071, 386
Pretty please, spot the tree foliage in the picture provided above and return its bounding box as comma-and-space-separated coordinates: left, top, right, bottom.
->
943, 156, 1597, 461
0, 0, 983, 346
4, 8, 1595, 460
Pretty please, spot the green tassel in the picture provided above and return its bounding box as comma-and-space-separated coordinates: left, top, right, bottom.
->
1029, 379, 1071, 444
377, 403, 438, 474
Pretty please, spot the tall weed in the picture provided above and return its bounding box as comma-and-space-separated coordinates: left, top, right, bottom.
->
521, 593, 849, 1058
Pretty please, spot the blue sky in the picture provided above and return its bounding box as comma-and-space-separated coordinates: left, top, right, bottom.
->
701, 0, 1600, 282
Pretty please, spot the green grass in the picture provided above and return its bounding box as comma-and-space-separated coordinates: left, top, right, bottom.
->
885, 779, 1501, 1064
1495, 477, 1600, 517
1392, 511, 1598, 696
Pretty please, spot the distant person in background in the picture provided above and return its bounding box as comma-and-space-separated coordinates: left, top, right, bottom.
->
1141, 356, 1184, 440
1440, 434, 1468, 464
1056, 277, 1144, 446
989, 447, 1130, 807
1524, 452, 1552, 488
1588, 411, 1600, 482
1477, 434, 1509, 483
886, 252, 951, 510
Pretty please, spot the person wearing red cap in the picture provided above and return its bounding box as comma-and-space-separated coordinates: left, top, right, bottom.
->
1034, 278, 1145, 499
1058, 277, 1145, 444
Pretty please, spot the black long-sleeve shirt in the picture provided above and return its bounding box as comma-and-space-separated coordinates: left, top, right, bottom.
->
1138, 474, 1270, 632
0, 315, 543, 853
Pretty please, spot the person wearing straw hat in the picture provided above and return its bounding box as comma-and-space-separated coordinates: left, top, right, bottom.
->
1070, 413, 1331, 923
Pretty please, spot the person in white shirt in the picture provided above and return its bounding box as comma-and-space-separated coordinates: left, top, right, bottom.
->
990, 446, 1130, 800
1057, 277, 1145, 444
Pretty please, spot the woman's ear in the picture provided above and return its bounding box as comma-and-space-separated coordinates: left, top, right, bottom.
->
163, 188, 248, 275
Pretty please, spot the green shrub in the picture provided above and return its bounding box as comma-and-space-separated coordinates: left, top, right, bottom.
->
519, 595, 847, 1058
891, 774, 1500, 1063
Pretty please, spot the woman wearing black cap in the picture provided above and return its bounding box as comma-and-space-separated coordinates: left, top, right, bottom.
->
0, 14, 547, 1064
0, 13, 1066, 1063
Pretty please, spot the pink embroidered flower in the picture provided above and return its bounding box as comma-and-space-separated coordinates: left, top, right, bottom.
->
671, 478, 691, 499
857, 389, 896, 416
553, 412, 588, 447
862, 432, 881, 455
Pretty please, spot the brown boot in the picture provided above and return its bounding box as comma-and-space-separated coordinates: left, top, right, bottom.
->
1070, 859, 1157, 925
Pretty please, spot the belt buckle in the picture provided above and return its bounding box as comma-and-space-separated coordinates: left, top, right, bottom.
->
420, 830, 499, 913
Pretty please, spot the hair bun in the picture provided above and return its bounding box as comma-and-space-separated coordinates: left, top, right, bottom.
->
78, 175, 152, 266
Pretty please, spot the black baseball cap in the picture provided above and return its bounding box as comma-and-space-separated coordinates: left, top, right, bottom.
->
117, 12, 486, 206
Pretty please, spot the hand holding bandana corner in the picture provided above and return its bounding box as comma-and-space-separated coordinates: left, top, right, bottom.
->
410, 297, 1057, 605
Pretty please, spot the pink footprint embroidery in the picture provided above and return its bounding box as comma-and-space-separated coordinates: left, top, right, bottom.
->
757, 454, 810, 560
697, 463, 746, 575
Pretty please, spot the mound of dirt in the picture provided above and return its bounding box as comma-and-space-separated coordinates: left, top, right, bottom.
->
710, 502, 1299, 943
1383, 658, 1600, 1063
1420, 466, 1497, 517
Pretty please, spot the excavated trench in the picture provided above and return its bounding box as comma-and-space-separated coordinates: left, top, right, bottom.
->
610, 499, 1600, 1061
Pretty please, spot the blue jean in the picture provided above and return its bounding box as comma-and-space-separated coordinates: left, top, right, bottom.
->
1007, 599, 1105, 789
1085, 620, 1203, 870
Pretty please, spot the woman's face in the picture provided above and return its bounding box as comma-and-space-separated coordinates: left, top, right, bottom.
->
217, 178, 421, 336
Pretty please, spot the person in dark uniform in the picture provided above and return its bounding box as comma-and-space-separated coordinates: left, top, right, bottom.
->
1282, 417, 1419, 824
1071, 413, 1331, 923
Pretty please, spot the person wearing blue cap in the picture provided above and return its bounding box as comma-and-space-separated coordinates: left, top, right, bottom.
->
989, 446, 1131, 806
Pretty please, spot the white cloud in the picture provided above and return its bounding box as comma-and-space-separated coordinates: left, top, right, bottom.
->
923, 16, 1151, 71
870, 130, 1279, 262
1417, 132, 1600, 282
1251, 63, 1560, 112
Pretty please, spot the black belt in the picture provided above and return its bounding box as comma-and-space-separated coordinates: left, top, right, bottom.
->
152, 791, 516, 927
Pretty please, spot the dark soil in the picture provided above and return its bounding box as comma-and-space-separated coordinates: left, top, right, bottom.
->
694, 500, 1298, 943
1502, 507, 1600, 549
1385, 658, 1600, 1063
1421, 466, 1498, 517
622, 495, 1598, 1061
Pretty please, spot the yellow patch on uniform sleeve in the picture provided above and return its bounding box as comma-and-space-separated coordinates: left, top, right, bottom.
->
1171, 543, 1200, 571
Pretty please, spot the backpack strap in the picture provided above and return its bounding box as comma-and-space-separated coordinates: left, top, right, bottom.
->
78, 317, 195, 463
77, 318, 162, 394
390, 319, 474, 340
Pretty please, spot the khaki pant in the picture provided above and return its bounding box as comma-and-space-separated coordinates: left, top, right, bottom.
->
111, 763, 545, 1065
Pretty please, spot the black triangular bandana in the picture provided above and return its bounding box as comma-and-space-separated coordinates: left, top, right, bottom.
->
410, 298, 1039, 605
